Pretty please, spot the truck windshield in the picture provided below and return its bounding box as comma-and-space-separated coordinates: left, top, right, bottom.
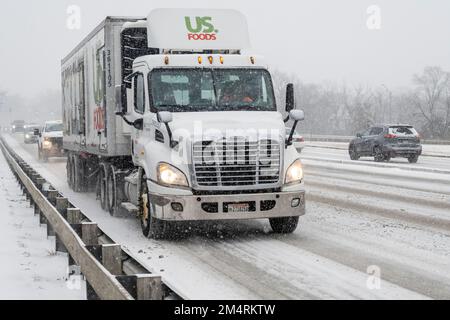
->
46, 123, 63, 132
150, 69, 276, 112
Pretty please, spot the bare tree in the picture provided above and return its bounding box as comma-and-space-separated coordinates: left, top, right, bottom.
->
410, 66, 450, 138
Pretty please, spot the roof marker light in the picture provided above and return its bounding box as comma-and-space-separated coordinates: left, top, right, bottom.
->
164, 56, 169, 65
250, 56, 255, 64
220, 56, 224, 64
208, 56, 214, 64
198, 56, 202, 64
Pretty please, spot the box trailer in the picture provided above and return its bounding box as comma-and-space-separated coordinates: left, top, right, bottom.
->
62, 9, 306, 239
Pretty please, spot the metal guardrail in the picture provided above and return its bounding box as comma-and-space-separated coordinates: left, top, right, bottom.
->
0, 137, 181, 300
301, 134, 450, 145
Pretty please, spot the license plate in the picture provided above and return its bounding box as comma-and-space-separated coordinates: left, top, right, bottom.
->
227, 203, 250, 213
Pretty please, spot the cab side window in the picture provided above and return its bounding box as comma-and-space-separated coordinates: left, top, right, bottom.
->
134, 74, 145, 114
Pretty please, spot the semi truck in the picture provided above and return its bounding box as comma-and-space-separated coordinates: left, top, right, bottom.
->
61, 9, 306, 239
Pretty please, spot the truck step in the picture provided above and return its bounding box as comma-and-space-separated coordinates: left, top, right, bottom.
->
121, 202, 139, 214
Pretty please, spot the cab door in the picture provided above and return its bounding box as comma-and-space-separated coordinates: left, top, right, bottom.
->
130, 72, 148, 165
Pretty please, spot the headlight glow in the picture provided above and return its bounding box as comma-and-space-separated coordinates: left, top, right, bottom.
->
157, 163, 189, 187
43, 140, 52, 148
285, 159, 304, 184
25, 134, 30, 138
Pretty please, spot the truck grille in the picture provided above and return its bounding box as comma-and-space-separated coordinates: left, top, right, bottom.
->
49, 137, 63, 148
192, 138, 281, 188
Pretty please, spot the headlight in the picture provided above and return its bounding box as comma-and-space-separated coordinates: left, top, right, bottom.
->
157, 163, 189, 187
285, 159, 304, 184
25, 134, 30, 138
43, 140, 52, 148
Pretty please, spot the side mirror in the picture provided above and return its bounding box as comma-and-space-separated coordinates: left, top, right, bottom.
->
158, 111, 173, 124
285, 109, 304, 147
356, 133, 362, 138
285, 83, 295, 113
289, 109, 305, 122
33, 129, 40, 136
133, 118, 143, 130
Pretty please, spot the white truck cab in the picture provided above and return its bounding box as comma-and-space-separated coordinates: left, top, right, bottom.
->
62, 9, 306, 239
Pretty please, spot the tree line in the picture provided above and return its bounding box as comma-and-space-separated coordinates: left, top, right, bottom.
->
273, 66, 450, 140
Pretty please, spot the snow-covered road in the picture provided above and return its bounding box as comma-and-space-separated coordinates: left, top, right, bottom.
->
3, 134, 450, 300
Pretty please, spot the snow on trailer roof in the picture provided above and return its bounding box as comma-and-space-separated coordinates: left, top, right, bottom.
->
147, 9, 251, 51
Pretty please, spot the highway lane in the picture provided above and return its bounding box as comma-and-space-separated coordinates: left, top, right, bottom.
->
4, 133, 450, 299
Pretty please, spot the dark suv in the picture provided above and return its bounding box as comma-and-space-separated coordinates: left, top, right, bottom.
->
349, 125, 422, 163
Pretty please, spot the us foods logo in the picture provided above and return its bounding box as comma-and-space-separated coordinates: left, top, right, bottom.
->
185, 16, 218, 41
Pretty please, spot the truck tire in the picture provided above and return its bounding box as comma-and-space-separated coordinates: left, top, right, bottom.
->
138, 173, 185, 239
67, 155, 74, 189
72, 155, 86, 192
269, 216, 299, 234
106, 166, 117, 216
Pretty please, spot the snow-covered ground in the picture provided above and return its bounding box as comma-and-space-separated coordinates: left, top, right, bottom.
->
0, 145, 84, 300
2, 133, 450, 300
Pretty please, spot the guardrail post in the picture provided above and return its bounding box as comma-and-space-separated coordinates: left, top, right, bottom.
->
102, 244, 122, 275
116, 274, 163, 300
67, 208, 83, 224
55, 197, 69, 253
34, 203, 40, 216
47, 190, 59, 206
56, 197, 69, 219
36, 178, 46, 191
86, 282, 100, 300
81, 222, 98, 246
39, 210, 47, 225
136, 274, 163, 300
47, 223, 55, 237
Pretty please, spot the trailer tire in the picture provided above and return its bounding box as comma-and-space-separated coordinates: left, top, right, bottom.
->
67, 154, 74, 189
269, 216, 299, 234
73, 155, 86, 192
99, 163, 109, 211
106, 165, 117, 216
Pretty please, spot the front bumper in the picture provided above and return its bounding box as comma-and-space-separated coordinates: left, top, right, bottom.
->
42, 145, 64, 156
149, 190, 306, 221
382, 145, 422, 157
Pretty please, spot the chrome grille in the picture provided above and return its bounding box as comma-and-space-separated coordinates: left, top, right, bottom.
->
192, 138, 281, 188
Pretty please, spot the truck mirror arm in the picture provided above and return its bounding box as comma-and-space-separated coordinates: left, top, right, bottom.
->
285, 120, 299, 147
116, 111, 135, 127
164, 123, 178, 149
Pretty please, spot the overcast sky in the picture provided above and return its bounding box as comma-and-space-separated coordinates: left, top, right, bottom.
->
1, 0, 449, 98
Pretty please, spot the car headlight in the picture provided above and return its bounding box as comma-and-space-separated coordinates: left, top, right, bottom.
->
25, 134, 30, 138
285, 159, 304, 184
157, 163, 189, 187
